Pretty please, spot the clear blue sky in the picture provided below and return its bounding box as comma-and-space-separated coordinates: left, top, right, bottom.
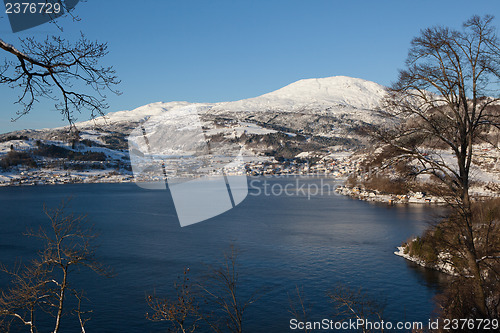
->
1, 0, 499, 133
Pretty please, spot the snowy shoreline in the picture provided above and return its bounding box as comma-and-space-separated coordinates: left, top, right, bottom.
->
335, 184, 499, 204
394, 246, 457, 276
335, 185, 447, 204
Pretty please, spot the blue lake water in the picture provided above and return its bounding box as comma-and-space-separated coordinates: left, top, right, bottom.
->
0, 177, 448, 332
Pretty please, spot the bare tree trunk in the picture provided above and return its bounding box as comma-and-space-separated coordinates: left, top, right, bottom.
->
54, 268, 68, 333
462, 189, 489, 317
30, 308, 35, 333
465, 249, 488, 316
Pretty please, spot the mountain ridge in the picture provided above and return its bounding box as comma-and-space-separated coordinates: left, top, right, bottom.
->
1, 76, 390, 169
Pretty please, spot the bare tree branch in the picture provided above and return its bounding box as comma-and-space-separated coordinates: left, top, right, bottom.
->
0, 32, 120, 128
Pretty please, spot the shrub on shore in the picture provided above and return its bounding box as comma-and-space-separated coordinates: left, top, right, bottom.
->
402, 198, 500, 320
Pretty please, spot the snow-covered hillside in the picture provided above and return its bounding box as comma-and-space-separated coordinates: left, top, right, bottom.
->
212, 76, 386, 113
1, 75, 499, 192
5, 76, 387, 157
71, 76, 387, 129
75, 101, 201, 127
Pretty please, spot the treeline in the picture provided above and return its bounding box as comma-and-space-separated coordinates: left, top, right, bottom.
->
34, 143, 107, 161
0, 143, 108, 170
0, 151, 38, 169
0, 135, 30, 143
238, 132, 354, 161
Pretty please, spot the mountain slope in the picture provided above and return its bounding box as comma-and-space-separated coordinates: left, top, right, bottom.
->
51, 76, 387, 130
212, 76, 386, 112
1, 76, 390, 164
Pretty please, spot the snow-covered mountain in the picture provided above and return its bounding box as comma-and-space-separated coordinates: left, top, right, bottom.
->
77, 76, 386, 126
1, 76, 390, 160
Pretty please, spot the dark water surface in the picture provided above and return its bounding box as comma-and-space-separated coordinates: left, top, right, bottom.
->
0, 178, 448, 332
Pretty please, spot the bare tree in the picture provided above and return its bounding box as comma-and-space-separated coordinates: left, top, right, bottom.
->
327, 284, 385, 333
0, 4, 120, 128
0, 199, 111, 332
147, 245, 262, 333
146, 268, 200, 333
288, 286, 312, 333
375, 15, 500, 318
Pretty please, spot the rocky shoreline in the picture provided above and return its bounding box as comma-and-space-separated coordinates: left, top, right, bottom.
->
335, 185, 447, 204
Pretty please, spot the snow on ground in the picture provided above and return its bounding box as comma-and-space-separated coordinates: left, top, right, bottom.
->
295, 152, 312, 158
0, 139, 37, 154
411, 148, 500, 186
79, 129, 109, 145
211, 76, 387, 113
324, 151, 353, 159
204, 121, 277, 137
